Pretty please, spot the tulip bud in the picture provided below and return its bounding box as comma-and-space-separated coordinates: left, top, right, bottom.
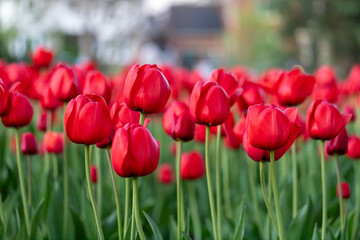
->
32, 46, 54, 68
347, 135, 360, 159
50, 65, 79, 102
325, 128, 348, 156
21, 132, 38, 155
157, 163, 174, 184
124, 64, 171, 113
44, 131, 64, 154
336, 182, 351, 199
90, 165, 98, 183
37, 111, 47, 132
40, 86, 62, 111
181, 151, 205, 180
64, 94, 112, 145
162, 101, 194, 142
111, 123, 160, 177
1, 92, 33, 128
110, 102, 140, 130
82, 70, 111, 103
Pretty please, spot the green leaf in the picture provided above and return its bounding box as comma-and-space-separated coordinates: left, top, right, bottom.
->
232, 202, 246, 240
181, 231, 192, 240
70, 208, 87, 240
143, 211, 163, 240
30, 199, 45, 240
311, 223, 321, 240
0, 194, 7, 232
340, 213, 347, 240
286, 200, 313, 239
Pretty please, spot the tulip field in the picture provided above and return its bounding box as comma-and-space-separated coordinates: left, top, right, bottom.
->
1, 46, 360, 240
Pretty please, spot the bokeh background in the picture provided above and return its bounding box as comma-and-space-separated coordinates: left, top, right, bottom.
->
1, 0, 360, 77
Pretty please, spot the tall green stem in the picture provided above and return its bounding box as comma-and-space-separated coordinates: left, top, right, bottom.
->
96, 148, 102, 218
352, 162, 360, 240
320, 140, 327, 240
139, 112, 145, 125
291, 143, 298, 218
215, 125, 222, 240
188, 183, 202, 240
259, 161, 278, 232
27, 156, 31, 206
270, 150, 284, 240
106, 149, 123, 240
247, 158, 261, 235
335, 156, 344, 231
132, 177, 146, 240
176, 141, 183, 240
205, 126, 219, 240
15, 129, 30, 236
62, 103, 69, 239
125, 178, 131, 237
85, 145, 104, 240
222, 148, 231, 218
52, 154, 58, 179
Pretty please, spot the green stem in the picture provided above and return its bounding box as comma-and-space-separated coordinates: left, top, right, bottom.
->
259, 161, 278, 232
352, 162, 360, 240
15, 129, 30, 236
268, 164, 272, 205
247, 158, 261, 235
188, 183, 202, 240
106, 149, 123, 240
222, 148, 231, 218
85, 145, 104, 240
320, 140, 327, 240
291, 143, 298, 218
52, 154, 58, 179
125, 178, 131, 237
215, 125, 222, 240
132, 177, 146, 240
205, 126, 219, 240
27, 156, 31, 206
270, 150, 284, 240
139, 112, 145, 125
176, 141, 183, 240
96, 148, 102, 218
62, 103, 69, 239
335, 156, 344, 231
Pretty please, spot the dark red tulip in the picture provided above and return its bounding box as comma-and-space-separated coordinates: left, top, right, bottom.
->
209, 69, 239, 99
276, 68, 315, 106
181, 151, 205, 180
50, 65, 79, 102
306, 99, 351, 140
82, 70, 111, 103
90, 165, 98, 183
343, 105, 355, 122
40, 86, 62, 111
110, 102, 140, 130
21, 132, 38, 155
124, 64, 171, 113
44, 131, 64, 154
162, 101, 194, 142
157, 163, 174, 184
325, 128, 348, 156
236, 80, 264, 113
336, 182, 351, 199
37, 111, 47, 132
347, 136, 360, 159
0, 80, 9, 116
32, 46, 54, 68
64, 94, 112, 145
189, 81, 230, 126
1, 92, 33, 128
111, 123, 160, 177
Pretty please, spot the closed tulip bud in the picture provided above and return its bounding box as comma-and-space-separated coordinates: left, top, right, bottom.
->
181, 151, 205, 180
190, 81, 230, 126
343, 105, 356, 122
44, 131, 64, 154
306, 99, 351, 140
124, 64, 171, 113
209, 69, 239, 100
50, 65, 79, 102
1, 92, 33, 128
37, 112, 47, 132
64, 94, 112, 145
276, 68, 315, 106
162, 101, 194, 142
32, 46, 54, 68
0, 80, 9, 116
157, 163, 174, 184
110, 102, 140, 130
336, 182, 351, 199
21, 132, 38, 155
90, 165, 98, 183
82, 70, 111, 103
325, 128, 348, 156
40, 86, 62, 111
347, 136, 360, 159
111, 123, 160, 177
236, 80, 264, 113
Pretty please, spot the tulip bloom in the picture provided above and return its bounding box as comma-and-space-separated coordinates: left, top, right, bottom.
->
162, 101, 194, 142
40, 86, 62, 111
0, 80, 9, 116
21, 133, 38, 155
325, 128, 348, 156
44, 131, 64, 154
181, 151, 205, 180
82, 70, 111, 103
306, 99, 351, 140
1, 92, 33, 128
157, 163, 174, 184
64, 94, 112, 145
347, 136, 360, 159
50, 65, 79, 102
37, 112, 47, 132
190, 81, 230, 126
110, 102, 140, 130
124, 64, 171, 113
194, 124, 206, 143
336, 182, 351, 199
90, 165, 98, 183
236, 80, 264, 113
111, 123, 160, 177
209, 69, 239, 101
32, 46, 54, 68
343, 105, 356, 122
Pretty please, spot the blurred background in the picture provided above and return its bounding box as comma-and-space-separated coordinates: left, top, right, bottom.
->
0, 0, 360, 77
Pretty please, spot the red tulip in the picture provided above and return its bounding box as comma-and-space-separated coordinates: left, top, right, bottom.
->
64, 94, 112, 145
325, 128, 348, 156
110, 102, 140, 130
313, 66, 338, 103
44, 131, 64, 154
236, 80, 264, 113
90, 165, 98, 183
0, 66, 10, 87
181, 151, 205, 180
157, 163, 174, 184
224, 113, 245, 149
162, 101, 194, 142
1, 92, 33, 128
124, 64, 171, 113
40, 86, 62, 111
258, 68, 285, 93
336, 182, 351, 199
189, 81, 230, 126
347, 135, 360, 159
343, 105, 355, 122
50, 65, 79, 102
209, 69, 239, 100
194, 124, 206, 143
306, 99, 351, 140
95, 125, 115, 149
82, 70, 111, 103
37, 111, 47, 132
21, 132, 38, 155
0, 80, 9, 116
111, 123, 160, 177
32, 46, 54, 68
346, 65, 360, 93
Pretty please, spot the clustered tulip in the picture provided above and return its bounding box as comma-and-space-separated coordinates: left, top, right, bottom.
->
21, 133, 38, 155
1, 91, 33, 128
181, 151, 205, 180
326, 128, 348, 156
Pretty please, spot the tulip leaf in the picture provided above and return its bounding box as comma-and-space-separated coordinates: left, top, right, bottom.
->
30, 199, 45, 240
143, 211, 163, 240
0, 194, 6, 232
232, 202, 246, 240
286, 200, 313, 239
311, 223, 321, 240
181, 231, 192, 240
70, 207, 87, 240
